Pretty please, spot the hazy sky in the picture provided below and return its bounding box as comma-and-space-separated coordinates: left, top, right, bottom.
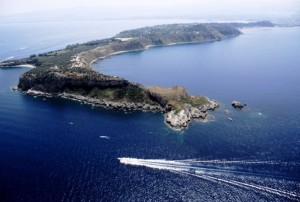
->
1, 0, 300, 17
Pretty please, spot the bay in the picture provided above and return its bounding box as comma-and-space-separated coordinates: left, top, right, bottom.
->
0, 24, 300, 201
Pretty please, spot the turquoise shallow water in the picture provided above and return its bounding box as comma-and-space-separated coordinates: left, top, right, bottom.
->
0, 26, 300, 201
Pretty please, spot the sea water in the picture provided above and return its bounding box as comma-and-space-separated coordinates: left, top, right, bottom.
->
0, 23, 300, 201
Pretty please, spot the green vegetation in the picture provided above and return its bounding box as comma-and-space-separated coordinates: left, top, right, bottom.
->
1, 38, 115, 69
7, 23, 247, 113
1, 23, 243, 69
66, 85, 157, 104
116, 23, 241, 44
17, 67, 128, 92
147, 86, 209, 112
30, 39, 112, 68
168, 96, 209, 113
183, 96, 209, 108
88, 85, 151, 103
89, 87, 115, 98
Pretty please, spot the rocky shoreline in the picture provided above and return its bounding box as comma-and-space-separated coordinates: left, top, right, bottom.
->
165, 100, 219, 130
17, 88, 165, 113
14, 86, 220, 130
60, 93, 165, 113
3, 22, 259, 131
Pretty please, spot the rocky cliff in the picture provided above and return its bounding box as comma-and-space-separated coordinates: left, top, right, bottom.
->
18, 67, 129, 92
147, 86, 219, 130
8, 22, 248, 130
17, 68, 219, 130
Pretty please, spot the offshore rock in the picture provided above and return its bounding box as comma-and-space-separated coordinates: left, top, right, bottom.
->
231, 101, 247, 109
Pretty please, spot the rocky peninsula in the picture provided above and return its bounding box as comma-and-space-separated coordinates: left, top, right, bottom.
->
1, 22, 272, 130
16, 67, 219, 130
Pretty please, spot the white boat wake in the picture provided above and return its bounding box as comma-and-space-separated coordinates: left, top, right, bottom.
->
100, 136, 110, 140
118, 158, 300, 200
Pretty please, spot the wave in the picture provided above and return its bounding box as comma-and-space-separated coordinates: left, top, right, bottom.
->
176, 170, 299, 200
118, 157, 300, 200
177, 159, 276, 164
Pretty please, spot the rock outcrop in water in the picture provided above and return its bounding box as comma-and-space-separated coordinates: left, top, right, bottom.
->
2, 22, 259, 130
17, 68, 219, 130
231, 101, 247, 109
165, 101, 219, 130
147, 86, 219, 130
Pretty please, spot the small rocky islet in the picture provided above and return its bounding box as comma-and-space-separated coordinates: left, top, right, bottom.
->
231, 101, 247, 109
2, 22, 272, 130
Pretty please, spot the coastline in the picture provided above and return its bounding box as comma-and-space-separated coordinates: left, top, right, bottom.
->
13, 85, 219, 131
6, 22, 246, 130
17, 88, 165, 113
90, 35, 240, 69
239, 26, 274, 30
90, 49, 143, 68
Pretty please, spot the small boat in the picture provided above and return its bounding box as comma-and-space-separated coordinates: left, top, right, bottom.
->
228, 117, 233, 121
100, 136, 110, 140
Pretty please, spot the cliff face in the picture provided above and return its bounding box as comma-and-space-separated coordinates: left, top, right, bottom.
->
17, 67, 164, 106
11, 22, 244, 130
18, 67, 129, 93
17, 67, 220, 130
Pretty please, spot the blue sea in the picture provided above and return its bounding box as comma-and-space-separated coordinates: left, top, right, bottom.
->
0, 21, 300, 201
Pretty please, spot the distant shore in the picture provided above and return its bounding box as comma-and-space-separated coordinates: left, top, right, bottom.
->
91, 38, 231, 68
